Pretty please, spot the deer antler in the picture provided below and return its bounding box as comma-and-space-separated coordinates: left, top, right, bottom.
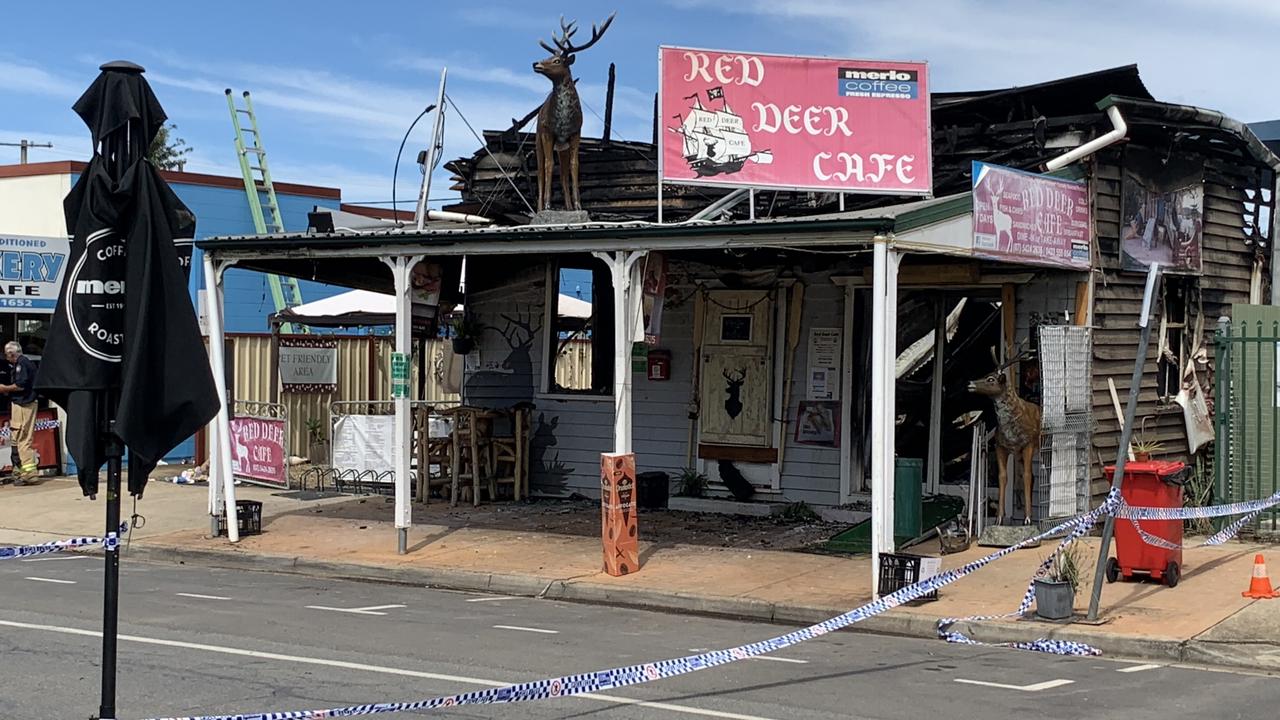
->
722, 367, 747, 382
992, 338, 1034, 372
540, 12, 615, 57
498, 312, 543, 349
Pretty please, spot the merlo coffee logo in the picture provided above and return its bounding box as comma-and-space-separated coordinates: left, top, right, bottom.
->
66, 228, 126, 362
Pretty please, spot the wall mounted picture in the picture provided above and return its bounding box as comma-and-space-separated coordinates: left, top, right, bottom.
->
1120, 148, 1205, 274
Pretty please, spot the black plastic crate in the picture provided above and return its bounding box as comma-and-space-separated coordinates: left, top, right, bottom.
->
877, 552, 939, 602
216, 500, 263, 537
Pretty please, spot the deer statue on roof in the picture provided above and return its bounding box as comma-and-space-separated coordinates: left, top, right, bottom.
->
532, 12, 615, 213
968, 343, 1042, 525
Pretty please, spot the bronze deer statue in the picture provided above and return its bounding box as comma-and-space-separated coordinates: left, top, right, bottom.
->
968, 344, 1042, 524
532, 12, 615, 213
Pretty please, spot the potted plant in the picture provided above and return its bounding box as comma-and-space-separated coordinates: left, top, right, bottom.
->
676, 467, 708, 498
1132, 439, 1165, 463
450, 314, 481, 355
1034, 543, 1082, 621
1132, 417, 1165, 462
305, 418, 329, 465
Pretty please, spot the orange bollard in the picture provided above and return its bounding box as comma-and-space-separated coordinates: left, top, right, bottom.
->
601, 453, 639, 577
1242, 554, 1280, 599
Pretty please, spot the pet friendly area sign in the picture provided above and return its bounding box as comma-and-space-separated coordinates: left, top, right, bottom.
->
660, 47, 931, 195
279, 336, 338, 392
0, 235, 69, 312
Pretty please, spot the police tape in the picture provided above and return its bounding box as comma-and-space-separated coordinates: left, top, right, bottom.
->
938, 487, 1280, 654
0, 524, 126, 560
132, 490, 1280, 720
1117, 489, 1280, 551
0, 418, 60, 439
142, 506, 1112, 720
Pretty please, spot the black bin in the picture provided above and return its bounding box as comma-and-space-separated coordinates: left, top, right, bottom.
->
636, 471, 669, 510
217, 500, 263, 537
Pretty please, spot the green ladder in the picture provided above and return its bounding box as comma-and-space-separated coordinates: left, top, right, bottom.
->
226, 89, 305, 333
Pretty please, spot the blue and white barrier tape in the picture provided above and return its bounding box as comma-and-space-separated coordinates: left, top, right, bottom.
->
131, 490, 1280, 720
1118, 489, 1280, 551
142, 504, 1122, 720
0, 524, 126, 560
0, 419, 60, 440
936, 491, 1117, 657
939, 487, 1280, 654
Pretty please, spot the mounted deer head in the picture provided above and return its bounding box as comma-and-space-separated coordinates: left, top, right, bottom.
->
532, 12, 615, 213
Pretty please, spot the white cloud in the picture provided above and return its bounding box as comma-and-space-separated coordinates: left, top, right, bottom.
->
399, 56, 548, 95
669, 0, 1280, 122
0, 60, 81, 99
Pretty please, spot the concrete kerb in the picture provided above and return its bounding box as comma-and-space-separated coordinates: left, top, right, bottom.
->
103, 541, 1229, 668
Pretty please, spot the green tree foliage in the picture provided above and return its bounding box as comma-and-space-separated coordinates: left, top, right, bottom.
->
148, 123, 192, 170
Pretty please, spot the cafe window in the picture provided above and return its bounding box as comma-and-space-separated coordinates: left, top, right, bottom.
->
546, 261, 613, 395
17, 317, 49, 359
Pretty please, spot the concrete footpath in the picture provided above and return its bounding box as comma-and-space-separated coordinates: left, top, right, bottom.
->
3, 477, 1280, 673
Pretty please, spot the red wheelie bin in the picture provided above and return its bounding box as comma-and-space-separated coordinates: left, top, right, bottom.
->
1104, 460, 1189, 587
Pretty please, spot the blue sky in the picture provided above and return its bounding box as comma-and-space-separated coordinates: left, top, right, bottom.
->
3, 0, 1276, 210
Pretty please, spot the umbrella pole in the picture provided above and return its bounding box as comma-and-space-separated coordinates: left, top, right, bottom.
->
99, 398, 123, 720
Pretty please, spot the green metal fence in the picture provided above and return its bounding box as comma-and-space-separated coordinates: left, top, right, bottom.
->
1215, 306, 1280, 536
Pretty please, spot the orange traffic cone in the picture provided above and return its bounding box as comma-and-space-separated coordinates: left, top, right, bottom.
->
1242, 554, 1280, 599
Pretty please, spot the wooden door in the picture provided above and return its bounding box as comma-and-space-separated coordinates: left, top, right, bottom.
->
699, 290, 773, 447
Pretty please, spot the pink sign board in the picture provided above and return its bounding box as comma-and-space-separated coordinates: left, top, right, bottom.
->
229, 416, 287, 488
659, 47, 931, 195
972, 162, 1091, 270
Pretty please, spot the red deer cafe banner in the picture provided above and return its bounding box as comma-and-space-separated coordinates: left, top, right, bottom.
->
659, 47, 931, 195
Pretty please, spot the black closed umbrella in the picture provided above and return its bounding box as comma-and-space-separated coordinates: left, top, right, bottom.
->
36, 60, 218, 720
39, 61, 216, 498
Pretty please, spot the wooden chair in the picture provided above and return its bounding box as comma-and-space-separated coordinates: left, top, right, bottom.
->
488, 406, 530, 501
413, 405, 454, 503
441, 406, 488, 507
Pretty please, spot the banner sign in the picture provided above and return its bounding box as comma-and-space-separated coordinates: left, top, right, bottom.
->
659, 47, 931, 195
331, 414, 394, 475
642, 252, 667, 345
279, 336, 337, 392
972, 162, 1091, 270
229, 415, 287, 488
0, 234, 70, 313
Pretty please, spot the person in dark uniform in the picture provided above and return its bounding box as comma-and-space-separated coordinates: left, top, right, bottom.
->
1, 341, 38, 484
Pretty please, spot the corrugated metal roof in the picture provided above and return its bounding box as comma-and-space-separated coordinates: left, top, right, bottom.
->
198, 193, 973, 253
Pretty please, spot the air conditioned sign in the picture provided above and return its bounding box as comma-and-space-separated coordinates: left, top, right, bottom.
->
659, 47, 931, 195
0, 234, 71, 315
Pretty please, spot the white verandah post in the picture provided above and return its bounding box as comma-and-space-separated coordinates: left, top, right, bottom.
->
202, 254, 239, 543
869, 239, 900, 596
382, 255, 422, 555
594, 250, 646, 454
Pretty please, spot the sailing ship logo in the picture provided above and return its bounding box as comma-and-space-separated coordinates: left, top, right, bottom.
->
670, 87, 773, 177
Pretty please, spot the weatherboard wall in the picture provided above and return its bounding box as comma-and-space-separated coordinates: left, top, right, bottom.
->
462, 257, 846, 506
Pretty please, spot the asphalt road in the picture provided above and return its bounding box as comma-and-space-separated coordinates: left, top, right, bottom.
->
1, 552, 1278, 720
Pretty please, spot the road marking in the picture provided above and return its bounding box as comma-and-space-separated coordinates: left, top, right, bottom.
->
493, 624, 559, 635
749, 656, 809, 665
25, 576, 76, 585
21, 555, 91, 563
176, 593, 232, 601
466, 596, 517, 603
305, 604, 406, 616
954, 678, 1074, 692
1117, 663, 1162, 673
0, 619, 776, 720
